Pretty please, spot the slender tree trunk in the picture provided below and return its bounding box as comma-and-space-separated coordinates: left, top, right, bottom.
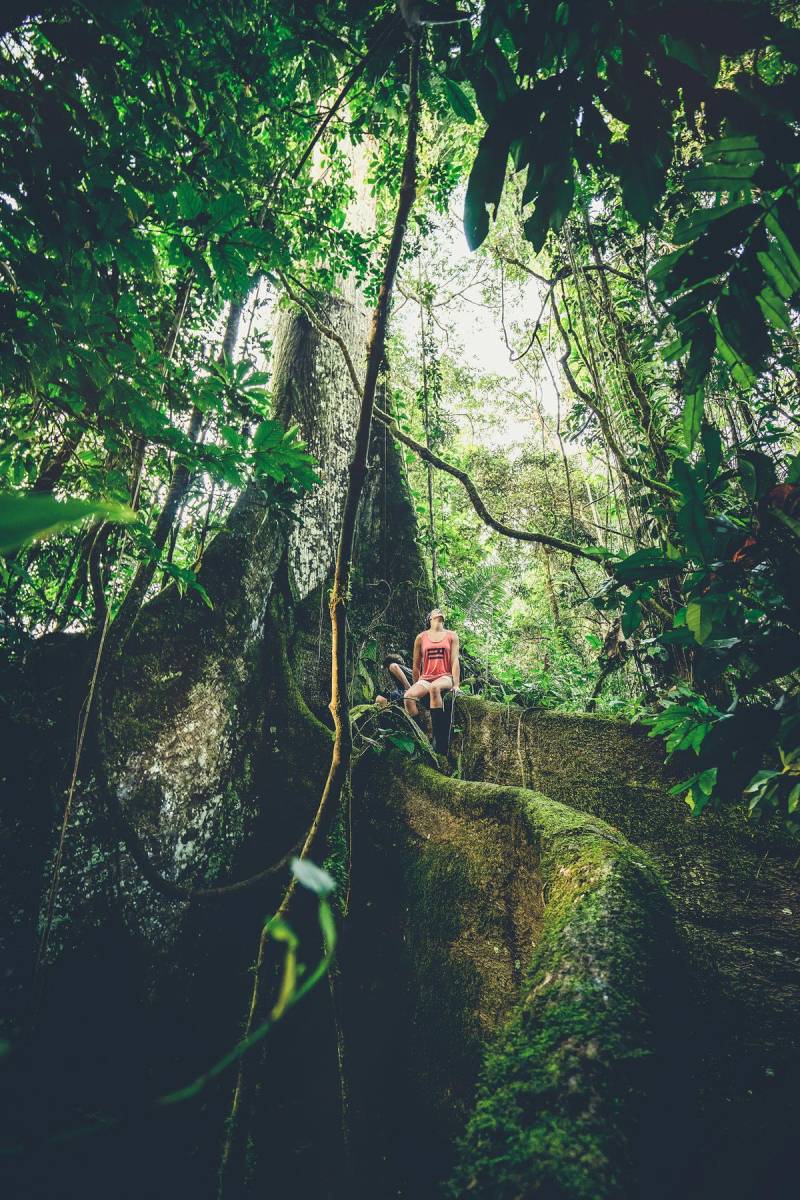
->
419, 291, 438, 598
109, 404, 204, 650
87, 521, 112, 626
52, 538, 91, 632
542, 546, 561, 625
43, 527, 87, 631
110, 299, 244, 652
194, 480, 217, 566
3, 389, 102, 603
32, 419, 86, 494
584, 478, 602, 541
580, 214, 670, 479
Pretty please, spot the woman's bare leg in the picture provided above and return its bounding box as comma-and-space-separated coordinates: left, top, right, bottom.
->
428, 676, 453, 709
404, 678, 429, 717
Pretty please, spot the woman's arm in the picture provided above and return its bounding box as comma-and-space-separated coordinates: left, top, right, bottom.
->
451, 632, 460, 688
412, 633, 422, 683
388, 662, 408, 687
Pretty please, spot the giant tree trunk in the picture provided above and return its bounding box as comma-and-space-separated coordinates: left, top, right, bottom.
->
0, 253, 428, 1197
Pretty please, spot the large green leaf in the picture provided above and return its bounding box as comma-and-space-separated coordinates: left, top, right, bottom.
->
684, 161, 759, 190
673, 200, 752, 246
738, 449, 776, 501
614, 548, 686, 584
0, 494, 134, 555
524, 174, 575, 252
662, 35, 720, 82
616, 130, 671, 227
622, 593, 645, 637
672, 462, 714, 561
702, 135, 762, 164
715, 327, 757, 388
716, 286, 771, 372
210, 240, 250, 297
758, 245, 799, 298
464, 129, 509, 251
208, 191, 246, 231
686, 599, 714, 644
700, 423, 723, 481
756, 283, 792, 330
442, 77, 476, 124
765, 198, 800, 288
682, 318, 716, 447
682, 387, 704, 451
176, 181, 204, 220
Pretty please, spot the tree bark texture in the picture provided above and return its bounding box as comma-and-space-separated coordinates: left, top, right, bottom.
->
0, 132, 429, 1200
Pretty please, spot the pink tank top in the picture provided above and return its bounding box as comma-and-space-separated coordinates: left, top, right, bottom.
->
421, 631, 453, 681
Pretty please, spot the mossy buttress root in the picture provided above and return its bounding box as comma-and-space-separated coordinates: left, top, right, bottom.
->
350, 753, 675, 1199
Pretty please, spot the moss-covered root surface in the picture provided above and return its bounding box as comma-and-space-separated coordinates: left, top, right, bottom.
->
353, 754, 675, 1200
453, 697, 800, 1198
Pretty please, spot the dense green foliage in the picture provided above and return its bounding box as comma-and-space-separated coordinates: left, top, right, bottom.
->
388, 0, 800, 829
2, 5, 800, 1196
0, 1, 388, 630
2, 1, 800, 832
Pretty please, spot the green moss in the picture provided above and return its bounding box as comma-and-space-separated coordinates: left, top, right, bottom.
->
200, 782, 250, 882
323, 785, 351, 910
444, 787, 671, 1200
267, 601, 333, 804
401, 840, 488, 1070
354, 752, 674, 1199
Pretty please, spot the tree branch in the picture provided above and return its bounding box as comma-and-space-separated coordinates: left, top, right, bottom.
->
265, 25, 399, 208
500, 255, 642, 289
549, 297, 679, 501
372, 404, 604, 563
280, 271, 607, 564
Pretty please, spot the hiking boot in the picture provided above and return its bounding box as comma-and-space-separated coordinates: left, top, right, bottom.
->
430, 707, 450, 755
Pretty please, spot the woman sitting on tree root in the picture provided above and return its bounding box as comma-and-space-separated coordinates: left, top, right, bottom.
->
405, 607, 460, 754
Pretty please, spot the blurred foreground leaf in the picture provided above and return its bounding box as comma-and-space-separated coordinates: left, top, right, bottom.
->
0, 494, 135, 555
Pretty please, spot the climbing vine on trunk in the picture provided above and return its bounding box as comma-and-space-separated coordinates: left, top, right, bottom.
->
219, 29, 422, 1189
